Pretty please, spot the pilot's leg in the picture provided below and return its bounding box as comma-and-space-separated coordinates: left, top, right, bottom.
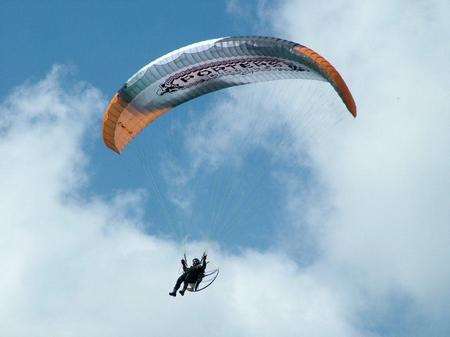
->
179, 279, 189, 296
193, 277, 202, 291
169, 273, 186, 297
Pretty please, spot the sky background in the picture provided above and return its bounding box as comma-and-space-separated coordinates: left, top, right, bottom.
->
1, 1, 450, 337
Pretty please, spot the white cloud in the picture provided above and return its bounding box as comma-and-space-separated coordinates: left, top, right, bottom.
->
215, 0, 450, 335
276, 0, 450, 307
0, 67, 360, 337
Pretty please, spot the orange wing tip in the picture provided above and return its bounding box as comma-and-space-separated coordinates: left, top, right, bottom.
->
294, 46, 357, 118
102, 93, 171, 154
102, 94, 124, 153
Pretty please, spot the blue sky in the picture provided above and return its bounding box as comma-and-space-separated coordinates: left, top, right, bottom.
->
1, 1, 450, 337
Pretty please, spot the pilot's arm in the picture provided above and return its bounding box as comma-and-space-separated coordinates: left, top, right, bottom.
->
201, 253, 207, 269
181, 258, 188, 272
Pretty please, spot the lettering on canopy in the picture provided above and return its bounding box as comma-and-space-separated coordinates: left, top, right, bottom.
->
157, 57, 308, 95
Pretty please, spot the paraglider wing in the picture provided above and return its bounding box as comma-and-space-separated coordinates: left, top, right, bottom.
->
187, 269, 219, 293
103, 36, 356, 153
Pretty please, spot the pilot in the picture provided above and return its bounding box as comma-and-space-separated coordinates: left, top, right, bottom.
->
169, 253, 207, 297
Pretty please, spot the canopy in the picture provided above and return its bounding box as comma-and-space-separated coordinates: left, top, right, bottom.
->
103, 36, 356, 153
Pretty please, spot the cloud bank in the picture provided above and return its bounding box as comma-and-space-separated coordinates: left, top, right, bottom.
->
217, 0, 450, 335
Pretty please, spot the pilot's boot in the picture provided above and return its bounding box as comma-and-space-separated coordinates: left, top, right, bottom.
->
179, 289, 185, 296
169, 290, 176, 297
